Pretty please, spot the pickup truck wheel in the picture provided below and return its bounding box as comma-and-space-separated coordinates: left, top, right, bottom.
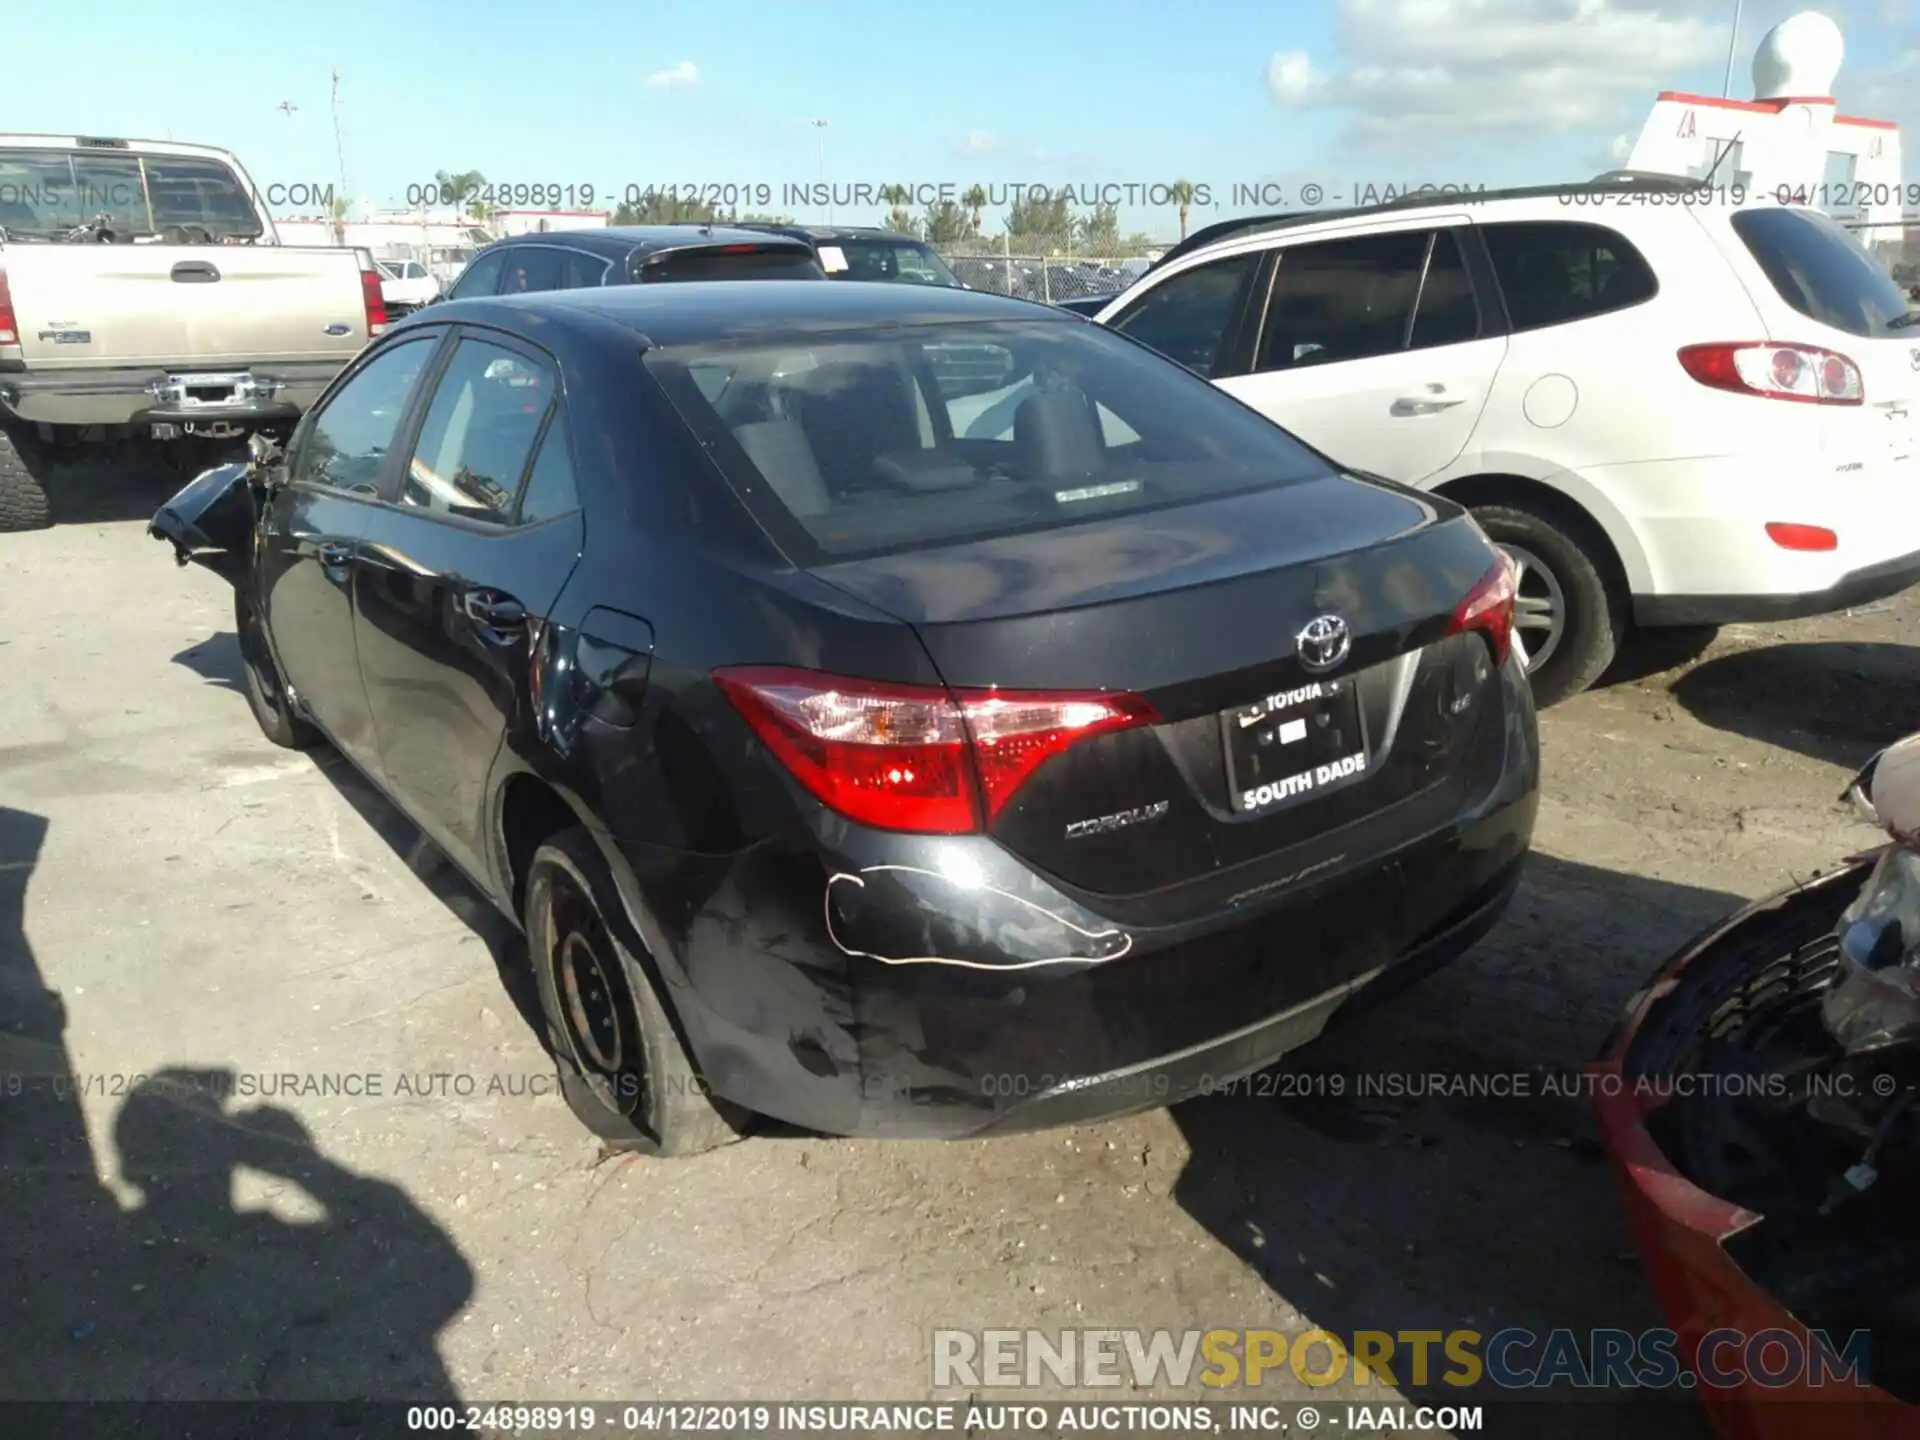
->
525, 827, 749, 1157
1470, 502, 1624, 708
235, 588, 322, 749
0, 428, 54, 532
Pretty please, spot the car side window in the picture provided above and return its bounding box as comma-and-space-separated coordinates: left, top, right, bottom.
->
400, 339, 556, 524
561, 250, 610, 288
1409, 230, 1483, 350
291, 337, 438, 494
1481, 221, 1657, 332
501, 247, 565, 294
449, 250, 507, 299
516, 411, 581, 524
1108, 252, 1260, 377
1257, 230, 1432, 371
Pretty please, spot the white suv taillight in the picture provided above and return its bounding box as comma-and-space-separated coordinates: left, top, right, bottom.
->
1677, 342, 1863, 406
0, 264, 19, 351
354, 249, 388, 338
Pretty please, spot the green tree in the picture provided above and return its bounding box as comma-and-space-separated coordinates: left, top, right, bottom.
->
1168, 178, 1196, 240
612, 192, 718, 225
1120, 230, 1159, 253
1076, 203, 1120, 254
326, 191, 352, 245
1005, 191, 1072, 249
922, 199, 973, 244
878, 184, 919, 235
961, 184, 988, 233
434, 169, 492, 225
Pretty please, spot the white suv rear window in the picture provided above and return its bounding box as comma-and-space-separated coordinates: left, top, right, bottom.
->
1731, 208, 1911, 340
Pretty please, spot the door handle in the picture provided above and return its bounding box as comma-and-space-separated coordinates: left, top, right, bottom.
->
170, 260, 221, 283
461, 589, 527, 630
1392, 384, 1469, 416
317, 541, 354, 568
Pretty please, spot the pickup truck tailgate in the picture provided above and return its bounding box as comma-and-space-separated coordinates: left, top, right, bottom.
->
5, 245, 370, 369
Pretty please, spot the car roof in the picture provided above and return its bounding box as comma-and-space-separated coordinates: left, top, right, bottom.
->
1147, 173, 1710, 273
424, 278, 1061, 346
478, 225, 816, 260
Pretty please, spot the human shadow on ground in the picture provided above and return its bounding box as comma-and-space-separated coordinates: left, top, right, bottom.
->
1669, 641, 1920, 770
0, 804, 475, 1426
1170, 853, 1734, 1440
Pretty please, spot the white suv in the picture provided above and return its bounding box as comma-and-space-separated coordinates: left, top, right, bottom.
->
1085, 180, 1920, 704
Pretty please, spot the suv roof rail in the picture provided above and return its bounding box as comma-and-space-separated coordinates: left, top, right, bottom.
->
1144, 172, 1713, 275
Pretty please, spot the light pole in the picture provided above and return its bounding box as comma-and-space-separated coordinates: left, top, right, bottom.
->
1720, 0, 1744, 99
808, 118, 830, 224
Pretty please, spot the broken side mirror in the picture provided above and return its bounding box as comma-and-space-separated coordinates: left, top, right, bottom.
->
1847, 733, 1920, 844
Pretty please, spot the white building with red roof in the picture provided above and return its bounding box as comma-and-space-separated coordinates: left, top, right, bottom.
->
1625, 10, 1904, 248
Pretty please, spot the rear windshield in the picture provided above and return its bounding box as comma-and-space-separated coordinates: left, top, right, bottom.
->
819, 238, 963, 287
646, 318, 1334, 560
0, 147, 264, 240
1731, 207, 1910, 339
636, 247, 826, 283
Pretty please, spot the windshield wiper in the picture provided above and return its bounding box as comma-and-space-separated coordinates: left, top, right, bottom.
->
1888, 311, 1920, 331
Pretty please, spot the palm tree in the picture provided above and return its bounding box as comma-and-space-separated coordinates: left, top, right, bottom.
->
1169, 178, 1196, 241
326, 191, 351, 245
962, 184, 987, 234
433, 169, 493, 225
878, 184, 917, 235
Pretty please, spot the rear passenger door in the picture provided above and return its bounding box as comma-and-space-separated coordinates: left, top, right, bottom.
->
351, 330, 586, 881
1215, 221, 1506, 485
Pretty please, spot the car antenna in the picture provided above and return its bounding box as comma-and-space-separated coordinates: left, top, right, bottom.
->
1700, 131, 1743, 188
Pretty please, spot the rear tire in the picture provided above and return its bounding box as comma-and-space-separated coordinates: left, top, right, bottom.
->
524, 826, 747, 1157
0, 426, 54, 532
1471, 502, 1623, 708
234, 587, 322, 749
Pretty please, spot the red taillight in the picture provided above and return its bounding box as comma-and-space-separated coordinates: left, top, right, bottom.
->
717, 244, 762, 254
1450, 551, 1518, 667
0, 265, 18, 347
1765, 522, 1838, 552
359, 265, 388, 338
711, 666, 1159, 834
1677, 342, 1862, 405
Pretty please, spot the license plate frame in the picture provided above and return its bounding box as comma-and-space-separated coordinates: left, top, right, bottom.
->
1221, 678, 1371, 817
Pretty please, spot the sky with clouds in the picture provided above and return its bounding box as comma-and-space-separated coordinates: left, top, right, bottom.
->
6, 0, 1915, 238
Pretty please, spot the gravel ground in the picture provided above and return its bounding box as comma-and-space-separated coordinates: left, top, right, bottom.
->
2, 496, 1912, 1438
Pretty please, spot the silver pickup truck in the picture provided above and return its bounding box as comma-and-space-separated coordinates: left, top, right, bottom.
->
0, 134, 382, 530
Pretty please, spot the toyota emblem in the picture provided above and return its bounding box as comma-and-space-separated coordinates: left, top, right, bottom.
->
1296, 614, 1352, 673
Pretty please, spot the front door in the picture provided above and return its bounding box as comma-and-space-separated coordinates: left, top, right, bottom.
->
258, 333, 442, 772
1215, 223, 1507, 485
353, 331, 585, 881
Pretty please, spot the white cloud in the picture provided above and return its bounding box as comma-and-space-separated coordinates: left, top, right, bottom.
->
645, 60, 699, 90
956, 129, 997, 156
1265, 0, 1725, 153
1266, 50, 1323, 105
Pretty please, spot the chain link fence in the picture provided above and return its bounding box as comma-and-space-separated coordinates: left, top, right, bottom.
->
934, 234, 1169, 303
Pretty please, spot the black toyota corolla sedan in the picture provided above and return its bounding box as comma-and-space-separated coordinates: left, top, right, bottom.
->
151, 281, 1538, 1155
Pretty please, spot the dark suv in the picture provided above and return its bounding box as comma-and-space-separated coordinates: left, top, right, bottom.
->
445, 225, 825, 300
728, 224, 965, 287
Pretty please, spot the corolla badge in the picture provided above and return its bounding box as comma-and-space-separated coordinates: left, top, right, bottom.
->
1295, 614, 1352, 673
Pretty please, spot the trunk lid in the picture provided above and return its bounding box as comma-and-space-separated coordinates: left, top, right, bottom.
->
810, 478, 1513, 894
4, 244, 371, 369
